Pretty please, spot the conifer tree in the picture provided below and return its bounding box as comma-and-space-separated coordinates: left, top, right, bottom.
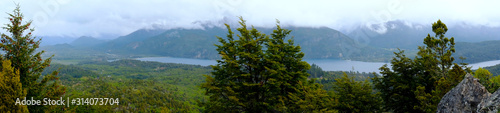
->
0, 5, 65, 112
201, 17, 330, 112
0, 60, 28, 113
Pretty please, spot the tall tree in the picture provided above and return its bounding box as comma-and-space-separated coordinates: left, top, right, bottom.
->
423, 20, 455, 79
0, 60, 28, 112
373, 20, 466, 112
373, 50, 423, 112
0, 5, 65, 112
201, 17, 330, 112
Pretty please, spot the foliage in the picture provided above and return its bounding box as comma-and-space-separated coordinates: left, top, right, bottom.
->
373, 20, 468, 112
0, 5, 65, 112
40, 59, 212, 112
474, 67, 500, 92
490, 75, 500, 92
316, 71, 376, 91
42, 64, 98, 81
331, 73, 381, 112
308, 63, 326, 78
0, 60, 28, 112
485, 64, 500, 76
201, 17, 331, 112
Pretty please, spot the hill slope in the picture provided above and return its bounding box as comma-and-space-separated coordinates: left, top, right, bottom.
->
95, 26, 395, 61
348, 20, 500, 50
70, 36, 106, 47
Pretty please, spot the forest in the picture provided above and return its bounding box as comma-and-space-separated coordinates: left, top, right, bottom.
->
2, 5, 500, 113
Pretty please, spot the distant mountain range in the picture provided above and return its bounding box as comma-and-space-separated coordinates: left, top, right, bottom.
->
92, 26, 386, 60
41, 20, 500, 63
347, 20, 500, 49
70, 36, 106, 47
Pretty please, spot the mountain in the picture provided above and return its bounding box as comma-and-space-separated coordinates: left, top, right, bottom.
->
347, 20, 429, 49
38, 36, 76, 46
128, 27, 226, 59
485, 64, 500, 76
347, 20, 500, 50
99, 28, 167, 50
40, 43, 111, 61
70, 36, 106, 47
40, 21, 500, 64
95, 26, 395, 61
454, 40, 500, 63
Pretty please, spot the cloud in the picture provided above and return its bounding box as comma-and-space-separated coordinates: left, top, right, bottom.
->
0, 0, 499, 38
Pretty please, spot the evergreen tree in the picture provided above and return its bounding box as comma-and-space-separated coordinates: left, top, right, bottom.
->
373, 50, 423, 112
0, 60, 28, 113
331, 73, 381, 113
423, 20, 456, 79
373, 20, 467, 112
0, 5, 65, 112
201, 17, 330, 112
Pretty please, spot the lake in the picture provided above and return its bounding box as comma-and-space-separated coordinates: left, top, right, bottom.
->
135, 57, 500, 73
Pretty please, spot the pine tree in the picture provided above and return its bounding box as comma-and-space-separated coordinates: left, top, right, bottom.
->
0, 60, 28, 113
373, 50, 422, 112
0, 5, 66, 112
201, 17, 330, 112
307, 64, 325, 78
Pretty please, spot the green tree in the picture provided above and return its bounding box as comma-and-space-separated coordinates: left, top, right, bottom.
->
373, 50, 423, 112
474, 67, 499, 92
0, 5, 65, 112
201, 17, 330, 112
331, 73, 381, 113
373, 20, 466, 112
424, 20, 456, 78
307, 63, 325, 78
490, 75, 500, 92
0, 60, 28, 113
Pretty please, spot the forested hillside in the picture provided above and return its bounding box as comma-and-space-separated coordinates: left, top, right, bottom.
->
485, 64, 500, 76
42, 60, 212, 112
454, 40, 500, 63
49, 26, 394, 62
41, 21, 500, 64
3, 2, 500, 112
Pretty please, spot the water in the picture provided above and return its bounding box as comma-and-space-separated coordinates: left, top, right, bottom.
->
135, 57, 500, 73
469, 60, 500, 70
135, 57, 217, 66
305, 59, 389, 73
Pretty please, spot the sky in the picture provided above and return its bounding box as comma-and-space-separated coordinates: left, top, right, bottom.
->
0, 0, 499, 39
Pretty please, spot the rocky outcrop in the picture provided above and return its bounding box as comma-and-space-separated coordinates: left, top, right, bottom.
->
478, 88, 500, 112
437, 73, 491, 113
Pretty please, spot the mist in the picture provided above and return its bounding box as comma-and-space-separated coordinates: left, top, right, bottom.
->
0, 0, 499, 38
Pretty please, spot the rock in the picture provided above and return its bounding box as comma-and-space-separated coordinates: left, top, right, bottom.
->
437, 73, 491, 113
478, 88, 500, 113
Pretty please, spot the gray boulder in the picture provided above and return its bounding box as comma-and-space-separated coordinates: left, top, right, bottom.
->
478, 88, 500, 112
437, 73, 491, 113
